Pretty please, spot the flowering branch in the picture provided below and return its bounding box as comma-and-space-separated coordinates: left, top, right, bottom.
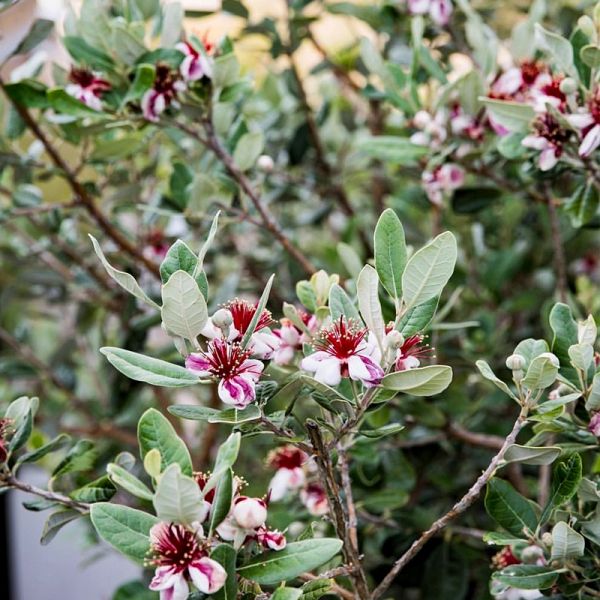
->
370, 403, 530, 600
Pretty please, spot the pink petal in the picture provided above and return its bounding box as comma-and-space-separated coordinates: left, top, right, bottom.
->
579, 124, 600, 157
189, 557, 227, 594
539, 147, 559, 171
185, 353, 212, 376
313, 357, 343, 386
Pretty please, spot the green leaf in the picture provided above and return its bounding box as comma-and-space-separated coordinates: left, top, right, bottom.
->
492, 565, 561, 590
272, 589, 302, 600
374, 209, 407, 299
329, 284, 361, 323
233, 131, 265, 171
3, 81, 49, 108
402, 232, 457, 310
107, 463, 153, 501
357, 136, 428, 165
47, 88, 102, 117
211, 544, 238, 600
381, 365, 453, 396
13, 19, 54, 55
581, 44, 600, 68
123, 63, 155, 105
397, 296, 438, 336
549, 303, 579, 385
90, 235, 160, 309
160, 240, 198, 284
90, 503, 158, 563
209, 468, 233, 534
585, 372, 600, 411
41, 509, 81, 545
357, 265, 385, 345
153, 464, 205, 525
550, 521, 585, 562
197, 210, 221, 268
503, 444, 561, 466
479, 99, 535, 132
485, 478, 537, 537
138, 408, 193, 476
161, 1, 183, 47
100, 347, 199, 387
16, 433, 71, 466
535, 24, 576, 78
240, 274, 274, 348
301, 579, 333, 599
568, 343, 594, 371
213, 53, 240, 89
160, 270, 208, 342
565, 183, 599, 228
168, 405, 220, 421
237, 538, 343, 585
206, 432, 241, 491
63, 35, 116, 71
475, 360, 518, 401
540, 454, 582, 524
51, 440, 97, 479
207, 405, 262, 424
521, 355, 559, 390
70, 475, 116, 503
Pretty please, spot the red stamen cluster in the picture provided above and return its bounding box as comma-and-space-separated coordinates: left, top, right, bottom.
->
153, 64, 181, 99
202, 339, 252, 378
589, 88, 600, 124
148, 523, 205, 572
315, 317, 367, 359
69, 68, 111, 93
520, 60, 545, 87
491, 546, 521, 569
267, 445, 306, 470
532, 113, 571, 151
194, 472, 216, 504
224, 299, 273, 335
399, 335, 434, 361
540, 76, 567, 110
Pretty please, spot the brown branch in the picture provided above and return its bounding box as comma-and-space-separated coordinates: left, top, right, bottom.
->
5, 199, 80, 217
370, 404, 529, 600
2, 474, 89, 513
0, 81, 160, 279
299, 565, 356, 600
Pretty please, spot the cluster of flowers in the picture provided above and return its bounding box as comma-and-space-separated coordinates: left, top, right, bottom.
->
491, 545, 546, 600
65, 37, 214, 121
267, 445, 329, 516
184, 297, 432, 408
406, 0, 453, 26
148, 470, 285, 600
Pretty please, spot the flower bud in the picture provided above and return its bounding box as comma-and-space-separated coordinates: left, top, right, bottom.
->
521, 544, 545, 564
385, 329, 404, 350
539, 352, 560, 367
579, 15, 595, 38
541, 532, 553, 548
559, 77, 577, 95
505, 354, 526, 371
233, 497, 267, 530
212, 308, 233, 330
257, 154, 275, 172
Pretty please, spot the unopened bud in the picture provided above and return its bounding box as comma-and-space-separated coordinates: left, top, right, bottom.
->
579, 15, 595, 38
541, 532, 553, 548
233, 497, 267, 530
257, 154, 275, 172
539, 352, 560, 367
521, 545, 545, 564
505, 354, 526, 371
212, 308, 233, 330
559, 77, 577, 95
385, 329, 404, 350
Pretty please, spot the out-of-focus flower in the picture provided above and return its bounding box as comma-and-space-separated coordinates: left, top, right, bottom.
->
272, 313, 318, 365
589, 412, 600, 437
407, 0, 453, 26
66, 68, 111, 111
395, 334, 433, 371
491, 546, 521, 569
410, 109, 448, 148
300, 483, 329, 516
142, 64, 185, 122
255, 526, 286, 550
186, 339, 264, 407
522, 113, 571, 171
176, 38, 214, 82
567, 89, 600, 157
301, 317, 384, 387
267, 445, 308, 501
147, 522, 226, 599
422, 163, 464, 205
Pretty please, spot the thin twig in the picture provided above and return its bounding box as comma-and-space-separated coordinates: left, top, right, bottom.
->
544, 187, 568, 303
370, 404, 529, 600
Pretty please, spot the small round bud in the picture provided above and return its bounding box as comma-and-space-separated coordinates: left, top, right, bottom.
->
521, 545, 545, 564
212, 308, 233, 330
541, 532, 553, 548
257, 154, 275, 172
539, 352, 560, 367
385, 330, 404, 350
233, 497, 267, 530
559, 77, 577, 95
505, 354, 526, 371
413, 110, 431, 129
579, 15, 595, 38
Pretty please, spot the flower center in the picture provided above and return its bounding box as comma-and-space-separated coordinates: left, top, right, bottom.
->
267, 445, 306, 470
315, 317, 367, 360
532, 114, 571, 149
224, 299, 273, 335
149, 523, 204, 572
202, 339, 252, 379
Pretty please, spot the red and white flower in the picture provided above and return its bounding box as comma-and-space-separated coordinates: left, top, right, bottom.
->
522, 113, 571, 171
567, 89, 600, 158
147, 522, 226, 600
186, 339, 264, 407
256, 526, 287, 550
410, 109, 448, 148
267, 445, 308, 501
271, 313, 318, 365
422, 163, 464, 205
394, 334, 433, 371
301, 317, 384, 387
407, 0, 453, 26
300, 483, 329, 516
142, 64, 185, 122
176, 39, 214, 82
65, 68, 111, 111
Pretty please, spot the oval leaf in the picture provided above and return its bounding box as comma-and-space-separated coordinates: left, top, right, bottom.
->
382, 365, 453, 396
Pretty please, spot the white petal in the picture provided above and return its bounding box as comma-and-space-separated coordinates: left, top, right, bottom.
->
539, 147, 559, 171
314, 357, 342, 386
579, 124, 600, 157
566, 112, 595, 129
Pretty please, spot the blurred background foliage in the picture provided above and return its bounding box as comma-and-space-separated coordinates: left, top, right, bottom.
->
1, 1, 600, 598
